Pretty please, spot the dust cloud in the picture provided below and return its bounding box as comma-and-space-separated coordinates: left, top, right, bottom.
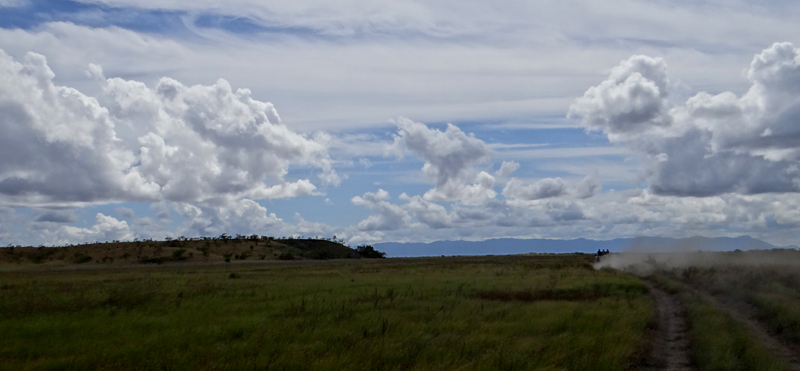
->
594, 250, 800, 276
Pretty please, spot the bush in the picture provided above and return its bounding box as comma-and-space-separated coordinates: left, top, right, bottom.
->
172, 249, 187, 260
278, 252, 295, 260
356, 245, 386, 259
28, 248, 56, 264
310, 250, 332, 260
72, 253, 92, 264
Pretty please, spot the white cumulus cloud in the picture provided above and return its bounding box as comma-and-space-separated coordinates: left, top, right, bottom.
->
391, 117, 495, 204
41, 213, 134, 246
402, 194, 452, 229
351, 189, 411, 231
570, 42, 800, 197
0, 49, 337, 207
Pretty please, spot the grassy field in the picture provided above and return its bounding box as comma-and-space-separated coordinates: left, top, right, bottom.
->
674, 253, 800, 346
0, 254, 653, 371
637, 250, 800, 352
651, 274, 788, 371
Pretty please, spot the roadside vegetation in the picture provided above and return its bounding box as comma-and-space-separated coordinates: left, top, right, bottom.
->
651, 275, 789, 371
674, 251, 800, 347
0, 254, 653, 371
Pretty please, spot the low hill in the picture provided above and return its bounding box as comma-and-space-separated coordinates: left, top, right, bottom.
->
0, 236, 363, 266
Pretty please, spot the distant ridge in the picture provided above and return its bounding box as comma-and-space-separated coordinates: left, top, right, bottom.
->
375, 236, 798, 258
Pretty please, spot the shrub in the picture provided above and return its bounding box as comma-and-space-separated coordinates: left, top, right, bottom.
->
356, 245, 386, 259
172, 249, 187, 259
72, 253, 92, 264
311, 251, 330, 260
28, 248, 56, 264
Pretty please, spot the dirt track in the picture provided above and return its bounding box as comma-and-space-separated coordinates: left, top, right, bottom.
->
643, 279, 800, 371
642, 282, 694, 371
684, 286, 800, 371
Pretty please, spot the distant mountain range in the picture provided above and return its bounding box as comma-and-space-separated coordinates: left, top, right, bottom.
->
374, 236, 799, 258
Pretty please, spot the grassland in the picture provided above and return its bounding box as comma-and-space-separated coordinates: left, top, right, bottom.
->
620, 249, 800, 371
0, 254, 653, 371
674, 252, 800, 347
651, 274, 789, 371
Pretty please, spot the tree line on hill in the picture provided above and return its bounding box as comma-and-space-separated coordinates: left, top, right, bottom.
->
1, 234, 385, 265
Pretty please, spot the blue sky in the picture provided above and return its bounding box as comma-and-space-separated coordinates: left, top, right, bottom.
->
1, 0, 800, 248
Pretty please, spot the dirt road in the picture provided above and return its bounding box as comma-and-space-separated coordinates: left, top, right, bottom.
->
642, 282, 695, 371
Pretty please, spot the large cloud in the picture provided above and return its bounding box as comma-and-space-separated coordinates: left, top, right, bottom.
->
569, 55, 671, 139
0, 48, 337, 206
41, 213, 134, 246
401, 194, 452, 229
570, 42, 800, 197
107, 75, 339, 201
351, 189, 411, 231
172, 198, 287, 237
0, 51, 155, 205
391, 117, 495, 204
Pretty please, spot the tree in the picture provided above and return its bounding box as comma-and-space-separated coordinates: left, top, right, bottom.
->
356, 245, 386, 259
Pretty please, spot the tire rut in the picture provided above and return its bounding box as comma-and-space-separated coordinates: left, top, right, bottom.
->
683, 285, 800, 371
642, 281, 695, 371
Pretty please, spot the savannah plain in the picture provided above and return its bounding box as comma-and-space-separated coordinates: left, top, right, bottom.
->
3, 238, 800, 370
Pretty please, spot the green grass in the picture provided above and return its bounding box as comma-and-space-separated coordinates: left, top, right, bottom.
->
0, 255, 653, 371
750, 292, 800, 344
686, 297, 787, 371
652, 275, 788, 371
676, 257, 800, 345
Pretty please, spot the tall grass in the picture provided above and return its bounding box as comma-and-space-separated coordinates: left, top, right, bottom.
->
687, 298, 786, 371
678, 261, 800, 345
0, 255, 653, 371
652, 275, 788, 371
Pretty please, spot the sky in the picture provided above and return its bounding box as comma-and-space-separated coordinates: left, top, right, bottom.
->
1, 0, 800, 248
